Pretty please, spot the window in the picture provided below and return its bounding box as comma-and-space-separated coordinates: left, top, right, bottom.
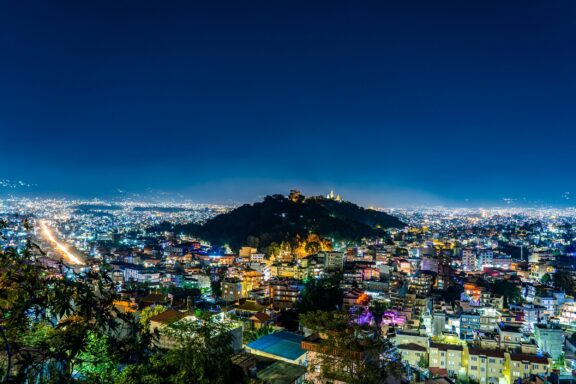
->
489, 358, 495, 363
471, 356, 478, 361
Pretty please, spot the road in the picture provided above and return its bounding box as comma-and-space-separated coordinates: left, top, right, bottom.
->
38, 220, 84, 265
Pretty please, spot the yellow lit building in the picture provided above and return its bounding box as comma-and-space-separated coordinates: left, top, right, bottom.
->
113, 299, 137, 313
269, 263, 298, 279
395, 330, 429, 348
241, 270, 264, 297
428, 342, 463, 378
465, 347, 505, 384
397, 343, 427, 367
504, 353, 551, 384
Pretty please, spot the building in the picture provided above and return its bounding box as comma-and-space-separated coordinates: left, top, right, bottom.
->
477, 250, 494, 269
247, 330, 307, 366
504, 353, 551, 384
462, 248, 477, 271
432, 312, 447, 337
241, 270, 264, 297
428, 342, 463, 378
270, 263, 298, 279
462, 282, 485, 305
533, 324, 564, 360
234, 300, 267, 318
149, 309, 187, 334
534, 296, 556, 316
268, 281, 300, 310
397, 343, 428, 367
395, 330, 429, 348
409, 270, 436, 296
460, 312, 481, 340
497, 323, 523, 349
466, 347, 505, 384
255, 361, 307, 384
319, 251, 345, 271
559, 299, 576, 325
222, 278, 243, 303
342, 288, 370, 310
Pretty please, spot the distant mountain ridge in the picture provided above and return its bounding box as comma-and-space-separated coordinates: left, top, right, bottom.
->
156, 192, 405, 251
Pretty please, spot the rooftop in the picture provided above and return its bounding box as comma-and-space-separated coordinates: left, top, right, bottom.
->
247, 331, 306, 361
509, 353, 550, 364
256, 361, 307, 384
429, 342, 463, 351
467, 347, 505, 358
149, 309, 187, 325
397, 343, 427, 352
236, 300, 266, 313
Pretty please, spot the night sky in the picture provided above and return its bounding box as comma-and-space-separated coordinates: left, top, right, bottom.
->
1, 0, 575, 206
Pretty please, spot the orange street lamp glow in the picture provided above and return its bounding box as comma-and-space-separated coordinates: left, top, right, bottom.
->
39, 220, 84, 265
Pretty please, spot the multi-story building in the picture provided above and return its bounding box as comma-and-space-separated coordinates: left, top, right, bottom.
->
429, 342, 463, 378
497, 323, 523, 350
269, 281, 300, 310
241, 270, 264, 297
409, 270, 436, 296
319, 251, 345, 271
479, 312, 498, 332
432, 312, 446, 337
460, 312, 481, 340
559, 299, 576, 326
269, 262, 298, 279
477, 250, 493, 270
534, 296, 556, 316
521, 305, 548, 331
462, 248, 477, 271
504, 353, 551, 384
395, 330, 429, 349
222, 278, 243, 303
533, 323, 564, 360
466, 347, 505, 384
480, 292, 504, 310
397, 343, 427, 367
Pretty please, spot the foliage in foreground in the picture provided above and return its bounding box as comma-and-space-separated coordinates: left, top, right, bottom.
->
0, 233, 236, 384
299, 310, 403, 384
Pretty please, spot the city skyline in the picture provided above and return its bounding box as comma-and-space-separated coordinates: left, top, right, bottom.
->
1, 0, 576, 206
0, 180, 575, 209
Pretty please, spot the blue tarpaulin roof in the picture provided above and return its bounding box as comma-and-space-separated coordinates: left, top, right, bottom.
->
247, 330, 306, 361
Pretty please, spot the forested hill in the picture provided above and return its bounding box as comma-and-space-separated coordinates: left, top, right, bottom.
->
153, 193, 405, 251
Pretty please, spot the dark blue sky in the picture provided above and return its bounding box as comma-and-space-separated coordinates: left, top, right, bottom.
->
1, 0, 575, 206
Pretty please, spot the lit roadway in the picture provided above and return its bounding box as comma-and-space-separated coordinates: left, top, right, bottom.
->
38, 220, 84, 265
